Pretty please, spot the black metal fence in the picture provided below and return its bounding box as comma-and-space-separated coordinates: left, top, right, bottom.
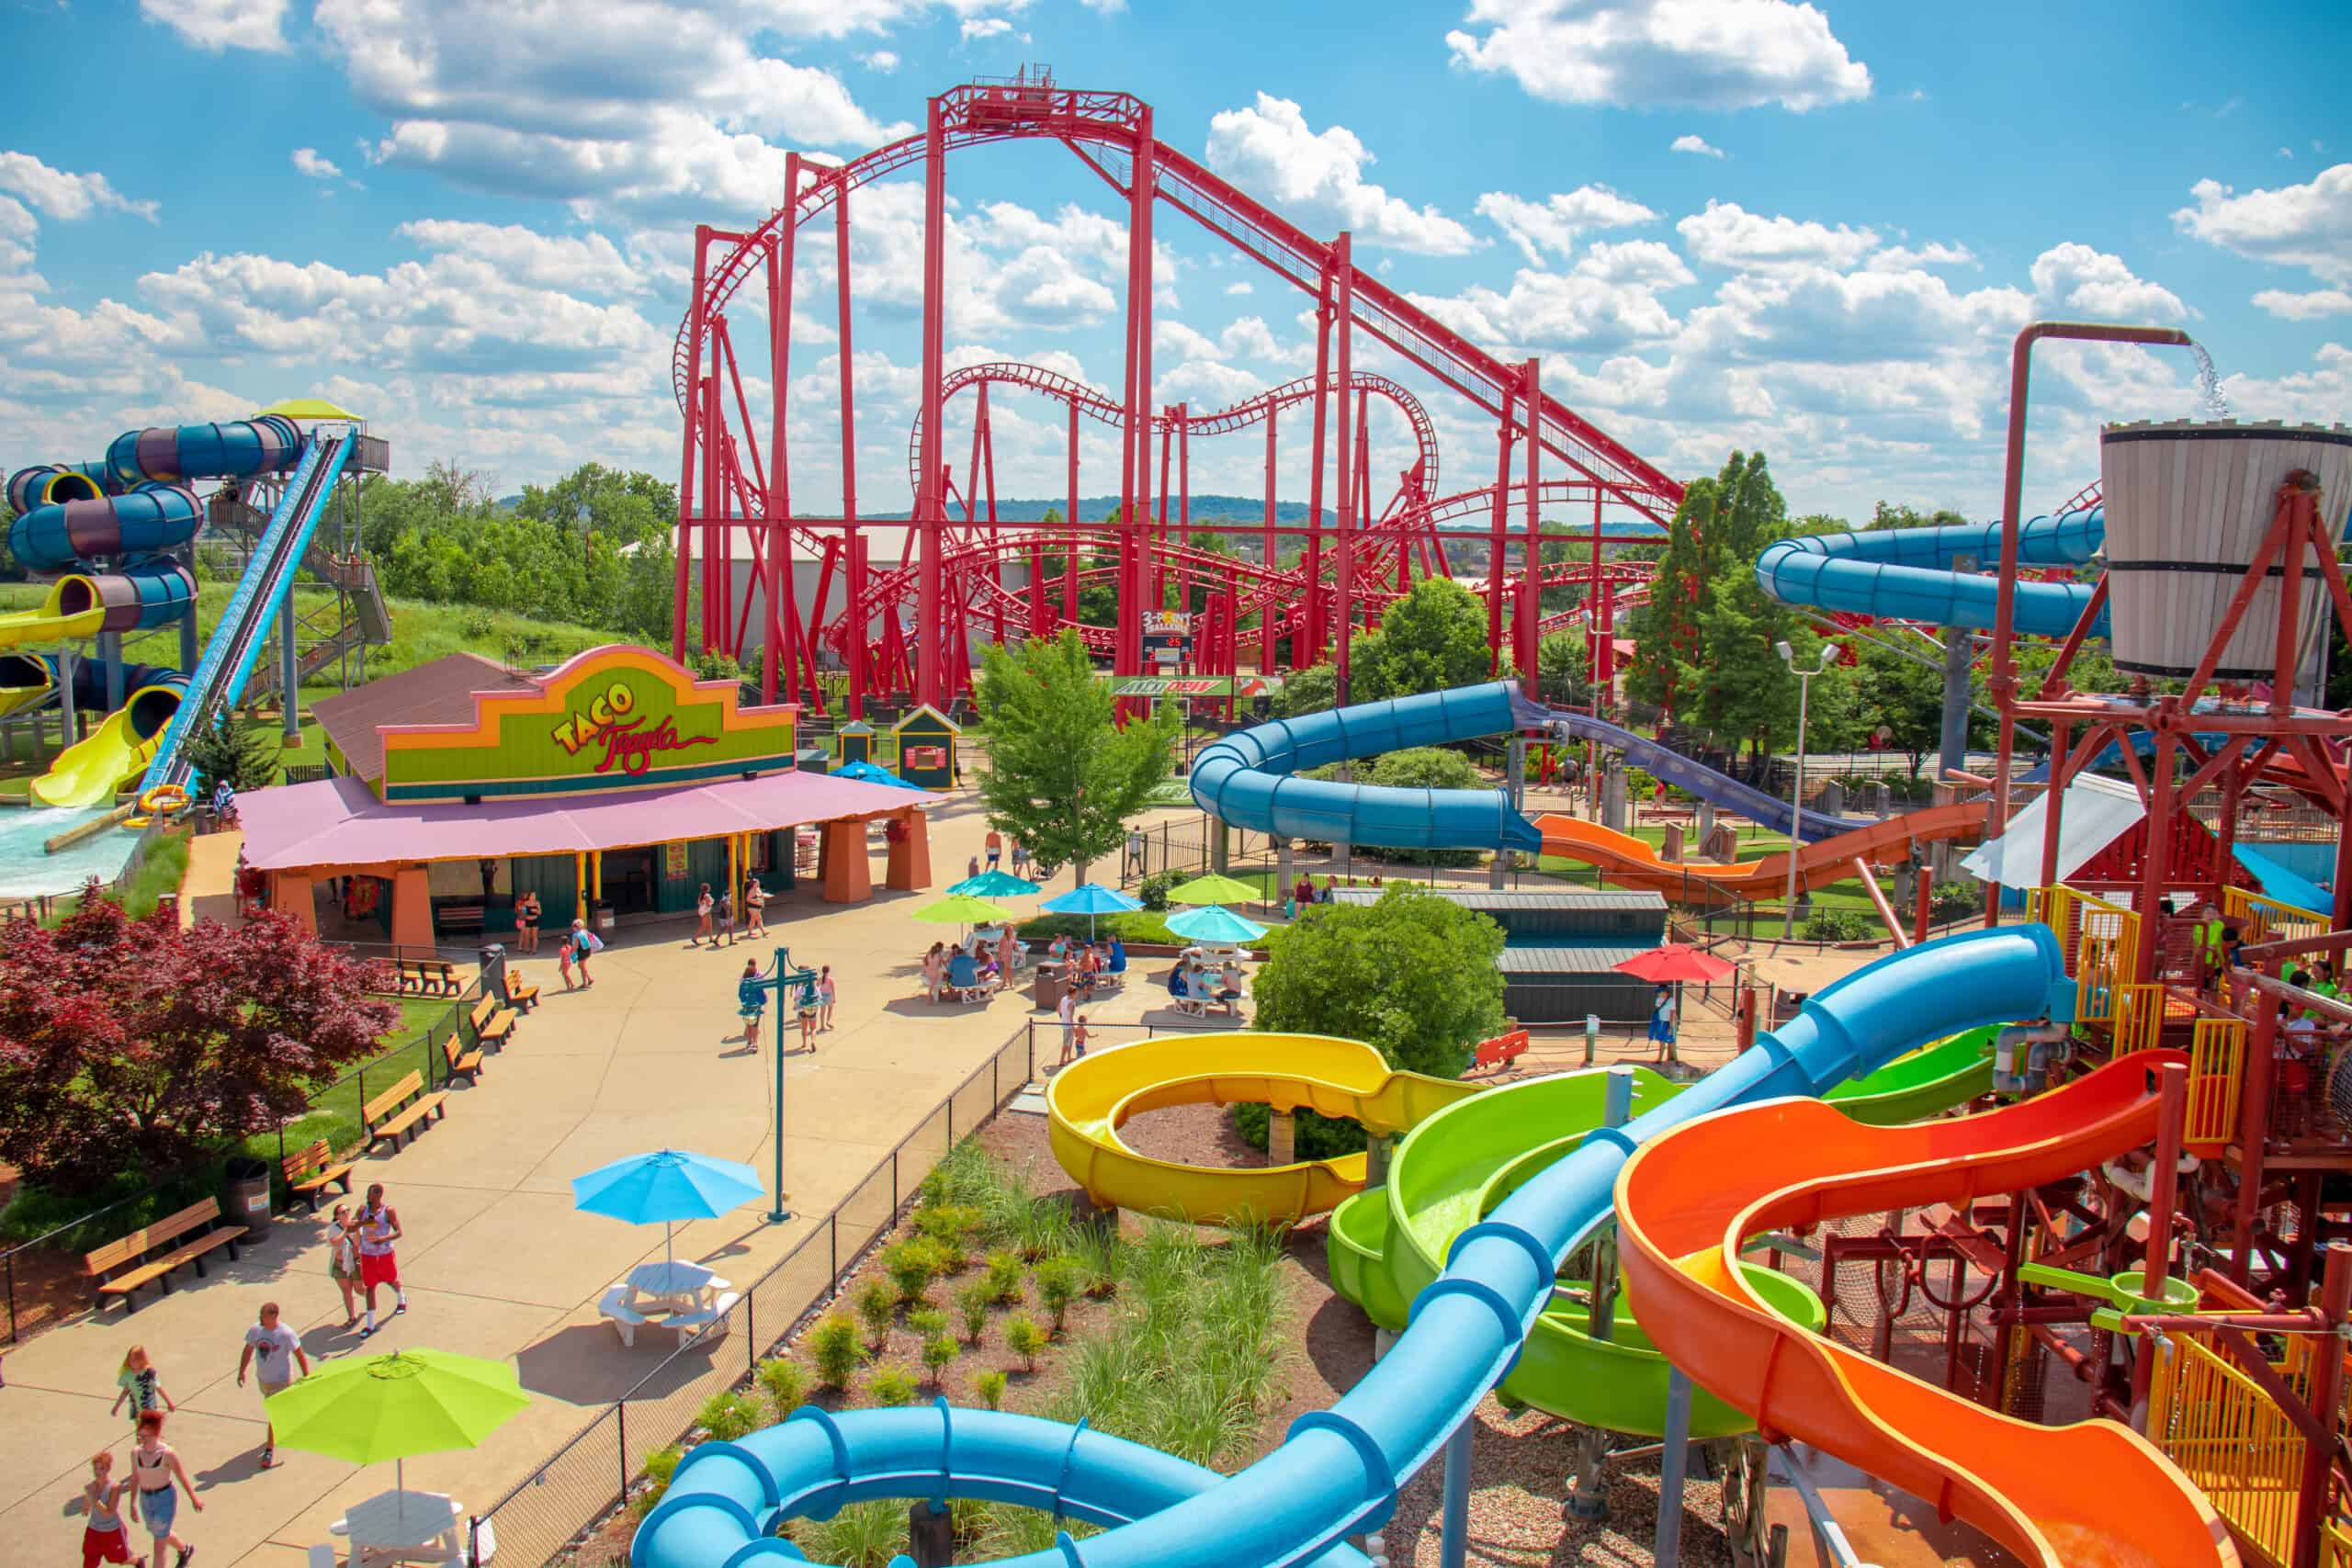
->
465, 1028, 1035, 1568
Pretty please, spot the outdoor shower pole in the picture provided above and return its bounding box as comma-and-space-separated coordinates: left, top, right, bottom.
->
768, 945, 792, 1223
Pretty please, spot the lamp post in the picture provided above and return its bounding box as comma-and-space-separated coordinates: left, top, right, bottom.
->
752, 945, 815, 1223
1776, 639, 1834, 939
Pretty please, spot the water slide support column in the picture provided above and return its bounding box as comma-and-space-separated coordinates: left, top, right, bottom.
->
1566, 1064, 1636, 1521
1438, 1416, 1474, 1568
178, 607, 198, 683
98, 631, 124, 712
278, 590, 299, 743
59, 647, 78, 748
1654, 1370, 1695, 1568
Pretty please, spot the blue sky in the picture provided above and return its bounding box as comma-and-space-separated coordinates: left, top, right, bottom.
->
2, 0, 2346, 527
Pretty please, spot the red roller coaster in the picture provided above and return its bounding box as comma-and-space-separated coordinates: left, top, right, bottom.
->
672, 70, 1685, 715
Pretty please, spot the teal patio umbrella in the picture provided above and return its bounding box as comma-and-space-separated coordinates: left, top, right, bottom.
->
571, 1148, 764, 1266
1041, 881, 1143, 939
1165, 904, 1269, 945
950, 870, 1042, 898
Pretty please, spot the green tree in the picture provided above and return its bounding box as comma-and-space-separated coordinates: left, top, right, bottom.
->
1275, 663, 1339, 719
1238, 886, 1506, 1156
973, 629, 1177, 883
1348, 577, 1492, 704
1535, 628, 1590, 710
1852, 636, 1948, 778
181, 715, 281, 797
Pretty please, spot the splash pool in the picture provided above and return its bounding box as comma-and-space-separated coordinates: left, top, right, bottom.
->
0, 804, 134, 898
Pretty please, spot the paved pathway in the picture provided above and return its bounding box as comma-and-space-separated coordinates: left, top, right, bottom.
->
0, 795, 1203, 1565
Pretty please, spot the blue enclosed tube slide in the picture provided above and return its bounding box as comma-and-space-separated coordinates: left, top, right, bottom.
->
635, 925, 2073, 1568
1188, 681, 1544, 852
1754, 505, 2106, 638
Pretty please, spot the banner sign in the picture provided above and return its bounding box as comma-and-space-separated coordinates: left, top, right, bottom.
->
1101, 674, 1283, 698
379, 645, 798, 802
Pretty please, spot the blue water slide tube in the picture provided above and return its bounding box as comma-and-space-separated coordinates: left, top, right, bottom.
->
1530, 704, 1873, 843
106, 414, 300, 489
1755, 505, 2106, 638
1188, 680, 1544, 852
633, 924, 2071, 1568
9, 483, 204, 573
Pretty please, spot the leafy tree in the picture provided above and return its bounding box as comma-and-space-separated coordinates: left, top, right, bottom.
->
1275, 663, 1339, 719
1852, 636, 1949, 778
1306, 748, 1491, 867
181, 715, 281, 798
0, 895, 396, 1190
973, 629, 1176, 883
1535, 629, 1591, 710
1237, 886, 1506, 1156
1349, 577, 1494, 704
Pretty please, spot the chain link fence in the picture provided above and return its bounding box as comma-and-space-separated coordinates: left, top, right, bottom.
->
468, 1028, 1035, 1568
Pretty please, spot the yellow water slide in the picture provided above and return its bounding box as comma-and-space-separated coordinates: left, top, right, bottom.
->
1046, 1032, 1484, 1225
0, 576, 107, 649
30, 681, 185, 807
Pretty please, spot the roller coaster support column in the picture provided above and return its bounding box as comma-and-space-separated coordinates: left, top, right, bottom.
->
838, 170, 865, 718
1487, 386, 1512, 673
765, 158, 798, 705
1333, 231, 1356, 698
1066, 400, 1080, 628
1114, 107, 1157, 694
673, 227, 710, 661
1305, 265, 1333, 667
1261, 404, 1278, 672
915, 96, 949, 709
1518, 358, 1542, 697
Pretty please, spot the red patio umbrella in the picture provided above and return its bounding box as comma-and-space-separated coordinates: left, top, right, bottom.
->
1611, 943, 1737, 984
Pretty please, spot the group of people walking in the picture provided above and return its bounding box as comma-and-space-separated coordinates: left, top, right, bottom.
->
692, 878, 770, 948
79, 1186, 412, 1567
737, 957, 834, 1050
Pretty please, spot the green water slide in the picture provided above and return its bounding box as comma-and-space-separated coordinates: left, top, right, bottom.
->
1324, 1028, 1996, 1438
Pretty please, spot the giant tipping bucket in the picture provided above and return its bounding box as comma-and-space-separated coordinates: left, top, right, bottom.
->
2100, 421, 2352, 680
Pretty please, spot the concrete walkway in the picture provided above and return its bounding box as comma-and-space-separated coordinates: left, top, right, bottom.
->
0, 795, 1200, 1565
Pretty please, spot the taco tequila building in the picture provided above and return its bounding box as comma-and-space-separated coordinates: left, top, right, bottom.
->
235, 645, 935, 944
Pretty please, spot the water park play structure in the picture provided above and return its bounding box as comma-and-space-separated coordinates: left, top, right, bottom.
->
2, 412, 387, 812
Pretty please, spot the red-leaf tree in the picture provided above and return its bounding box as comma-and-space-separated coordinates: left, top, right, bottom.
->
0, 884, 398, 1191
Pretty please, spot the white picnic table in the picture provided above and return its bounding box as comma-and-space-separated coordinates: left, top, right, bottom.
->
598, 1261, 740, 1347
333, 1488, 464, 1564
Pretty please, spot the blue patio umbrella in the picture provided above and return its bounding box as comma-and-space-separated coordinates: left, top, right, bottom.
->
950, 870, 1043, 898
1041, 880, 1143, 939
834, 759, 924, 790
571, 1148, 764, 1266
1164, 903, 1268, 945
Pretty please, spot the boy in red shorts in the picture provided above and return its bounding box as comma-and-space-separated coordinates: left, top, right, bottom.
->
82, 1450, 141, 1568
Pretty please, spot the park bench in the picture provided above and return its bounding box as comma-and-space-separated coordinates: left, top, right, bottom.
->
469, 994, 516, 1051
443, 1031, 485, 1085
503, 969, 541, 1011
83, 1198, 247, 1313
437, 902, 484, 935
282, 1137, 356, 1212
398, 957, 460, 997
364, 1069, 448, 1153
1469, 1029, 1530, 1077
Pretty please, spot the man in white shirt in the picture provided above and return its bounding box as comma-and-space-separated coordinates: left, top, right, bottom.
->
237, 1301, 311, 1469
1057, 987, 1078, 1067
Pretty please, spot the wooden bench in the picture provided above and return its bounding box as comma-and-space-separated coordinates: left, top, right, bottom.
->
1469, 1029, 1531, 1077
469, 995, 516, 1051
398, 957, 460, 997
504, 971, 540, 1012
282, 1138, 356, 1212
83, 1199, 246, 1312
443, 1031, 485, 1084
364, 1069, 448, 1153
437, 902, 485, 934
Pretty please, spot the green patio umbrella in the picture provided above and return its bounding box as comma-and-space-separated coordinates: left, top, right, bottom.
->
266, 1348, 529, 1533
1167, 873, 1261, 907
912, 893, 1015, 925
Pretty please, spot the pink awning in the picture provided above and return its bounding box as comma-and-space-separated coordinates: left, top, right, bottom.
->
237, 771, 940, 872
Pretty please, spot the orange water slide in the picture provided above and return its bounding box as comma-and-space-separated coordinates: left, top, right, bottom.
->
1535, 799, 1985, 903
1616, 1053, 2236, 1568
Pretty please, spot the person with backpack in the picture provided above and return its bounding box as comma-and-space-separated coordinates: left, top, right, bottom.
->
571, 918, 601, 987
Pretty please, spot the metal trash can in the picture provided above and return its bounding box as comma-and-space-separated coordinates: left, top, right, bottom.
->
224, 1156, 272, 1224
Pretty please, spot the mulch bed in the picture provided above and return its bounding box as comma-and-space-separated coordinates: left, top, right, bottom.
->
0, 1165, 93, 1351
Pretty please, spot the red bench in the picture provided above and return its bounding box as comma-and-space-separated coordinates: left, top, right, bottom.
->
1470, 1029, 1530, 1077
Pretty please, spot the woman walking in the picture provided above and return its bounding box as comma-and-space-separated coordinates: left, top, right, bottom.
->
797, 973, 820, 1052
817, 964, 836, 1031
737, 958, 767, 1046
744, 876, 768, 938
130, 1411, 200, 1567
692, 884, 714, 947
571, 919, 599, 988
325, 1203, 360, 1325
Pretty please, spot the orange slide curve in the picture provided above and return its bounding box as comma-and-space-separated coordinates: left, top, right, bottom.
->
1536, 798, 1984, 902
1616, 1052, 2238, 1568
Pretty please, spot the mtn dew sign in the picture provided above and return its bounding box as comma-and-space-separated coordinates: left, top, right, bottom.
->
378, 645, 797, 802
1099, 674, 1283, 699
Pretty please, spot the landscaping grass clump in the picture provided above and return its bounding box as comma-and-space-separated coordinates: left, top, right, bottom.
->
789, 1499, 908, 1567
976, 1370, 1008, 1409
695, 1390, 763, 1442
755, 1357, 809, 1418
855, 1279, 898, 1348
956, 1284, 992, 1343
1004, 1314, 1047, 1371
866, 1365, 919, 1406
809, 1315, 863, 1389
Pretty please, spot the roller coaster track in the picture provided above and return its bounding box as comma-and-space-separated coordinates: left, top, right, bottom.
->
674, 81, 1680, 522
911, 361, 1441, 509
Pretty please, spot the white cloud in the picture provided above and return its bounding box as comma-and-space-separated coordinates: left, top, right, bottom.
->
1446, 0, 1871, 112
397, 220, 646, 294
1224, 280, 1253, 296
1669, 134, 1725, 159
2280, 147, 2296, 160
2254, 288, 2352, 321
2029, 241, 2189, 321
1205, 94, 1481, 255
1476, 185, 1656, 265
291, 148, 344, 181
1078, 0, 1126, 11
1407, 244, 1690, 355
0, 152, 159, 223
139, 0, 288, 53
860, 50, 899, 71
1677, 200, 1875, 272
313, 0, 912, 219
1866, 242, 1974, 272
1155, 321, 1224, 361
961, 16, 1012, 39
2173, 164, 2352, 285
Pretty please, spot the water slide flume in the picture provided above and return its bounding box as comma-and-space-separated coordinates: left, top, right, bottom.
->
1754, 504, 2106, 638
1535, 801, 1985, 904
634, 929, 2077, 1568
30, 679, 187, 807
1614, 1052, 2235, 1568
